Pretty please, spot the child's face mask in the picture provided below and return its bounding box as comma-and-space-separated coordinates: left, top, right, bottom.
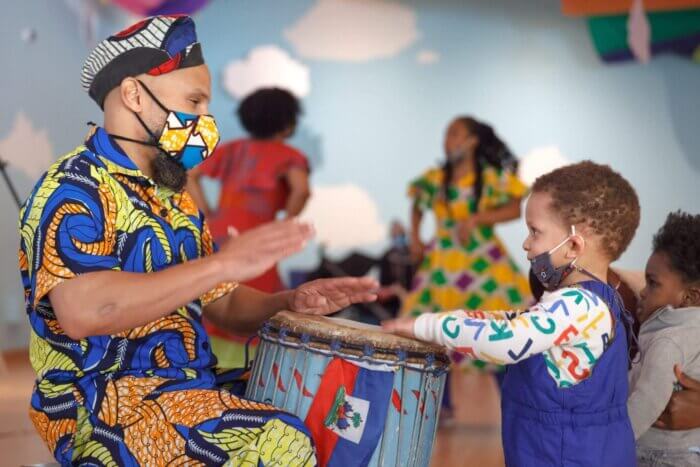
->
530, 226, 579, 292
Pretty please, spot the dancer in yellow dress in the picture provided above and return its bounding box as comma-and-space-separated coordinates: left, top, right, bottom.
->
402, 116, 532, 413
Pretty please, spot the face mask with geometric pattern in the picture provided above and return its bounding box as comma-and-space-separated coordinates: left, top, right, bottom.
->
111, 79, 220, 171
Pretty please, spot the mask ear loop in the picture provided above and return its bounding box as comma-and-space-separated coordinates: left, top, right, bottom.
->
547, 225, 582, 257
127, 79, 171, 145
104, 82, 177, 157
547, 226, 575, 255
135, 79, 170, 114
569, 225, 585, 268
571, 225, 582, 245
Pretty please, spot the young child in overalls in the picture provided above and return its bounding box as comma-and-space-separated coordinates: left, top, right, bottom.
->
384, 161, 640, 466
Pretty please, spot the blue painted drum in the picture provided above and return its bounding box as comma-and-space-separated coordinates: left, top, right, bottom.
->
245, 311, 450, 467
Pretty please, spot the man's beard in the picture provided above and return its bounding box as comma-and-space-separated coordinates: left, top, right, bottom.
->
152, 151, 187, 192
146, 127, 187, 192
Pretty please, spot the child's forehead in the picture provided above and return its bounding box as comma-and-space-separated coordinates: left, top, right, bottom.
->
526, 192, 571, 230
646, 251, 673, 274
526, 192, 554, 220
646, 251, 689, 287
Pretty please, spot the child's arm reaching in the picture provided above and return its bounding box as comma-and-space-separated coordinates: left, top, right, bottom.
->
468, 309, 526, 320
627, 338, 685, 439
384, 287, 612, 367
413, 303, 588, 365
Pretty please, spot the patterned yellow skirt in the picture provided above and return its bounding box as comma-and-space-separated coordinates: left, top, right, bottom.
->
402, 225, 532, 372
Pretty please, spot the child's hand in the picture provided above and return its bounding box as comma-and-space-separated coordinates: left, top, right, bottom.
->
381, 317, 417, 339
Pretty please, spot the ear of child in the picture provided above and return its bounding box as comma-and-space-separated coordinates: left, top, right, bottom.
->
682, 285, 700, 308
567, 231, 586, 259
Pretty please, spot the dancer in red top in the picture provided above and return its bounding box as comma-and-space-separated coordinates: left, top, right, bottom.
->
188, 88, 311, 366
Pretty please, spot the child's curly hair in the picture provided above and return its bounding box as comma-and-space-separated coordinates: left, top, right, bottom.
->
532, 161, 640, 261
653, 211, 700, 283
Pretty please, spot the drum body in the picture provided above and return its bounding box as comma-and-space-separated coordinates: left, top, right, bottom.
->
245, 312, 449, 467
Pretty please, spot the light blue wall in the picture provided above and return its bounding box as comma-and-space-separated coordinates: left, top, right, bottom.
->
1, 0, 698, 348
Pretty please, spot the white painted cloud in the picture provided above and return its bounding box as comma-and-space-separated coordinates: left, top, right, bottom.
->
223, 45, 310, 100
416, 49, 440, 65
0, 112, 54, 180
284, 0, 419, 62
518, 145, 572, 186
300, 184, 386, 249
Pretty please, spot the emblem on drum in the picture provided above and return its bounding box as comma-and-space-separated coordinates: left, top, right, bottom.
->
324, 387, 370, 444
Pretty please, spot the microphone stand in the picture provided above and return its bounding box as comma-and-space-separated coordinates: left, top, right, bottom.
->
0, 156, 22, 210
0, 156, 21, 374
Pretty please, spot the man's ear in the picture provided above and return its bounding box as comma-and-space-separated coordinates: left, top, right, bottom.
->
120, 77, 143, 113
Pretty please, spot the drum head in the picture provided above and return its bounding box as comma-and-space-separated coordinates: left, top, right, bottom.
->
264, 311, 449, 365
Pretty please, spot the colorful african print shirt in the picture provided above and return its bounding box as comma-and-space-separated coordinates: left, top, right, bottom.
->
413, 286, 614, 387
18, 126, 315, 466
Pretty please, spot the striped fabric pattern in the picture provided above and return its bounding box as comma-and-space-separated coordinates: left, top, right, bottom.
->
81, 15, 199, 99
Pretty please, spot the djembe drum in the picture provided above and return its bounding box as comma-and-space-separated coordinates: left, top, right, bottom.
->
246, 311, 449, 466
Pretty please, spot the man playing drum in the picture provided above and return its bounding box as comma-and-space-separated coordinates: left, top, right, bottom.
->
19, 15, 377, 466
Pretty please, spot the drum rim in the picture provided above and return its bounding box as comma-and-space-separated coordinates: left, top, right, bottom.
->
262, 311, 450, 366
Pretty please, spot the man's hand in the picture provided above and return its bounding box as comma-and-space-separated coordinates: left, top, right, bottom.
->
289, 277, 379, 315
46, 220, 315, 340
653, 364, 700, 431
216, 219, 314, 283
